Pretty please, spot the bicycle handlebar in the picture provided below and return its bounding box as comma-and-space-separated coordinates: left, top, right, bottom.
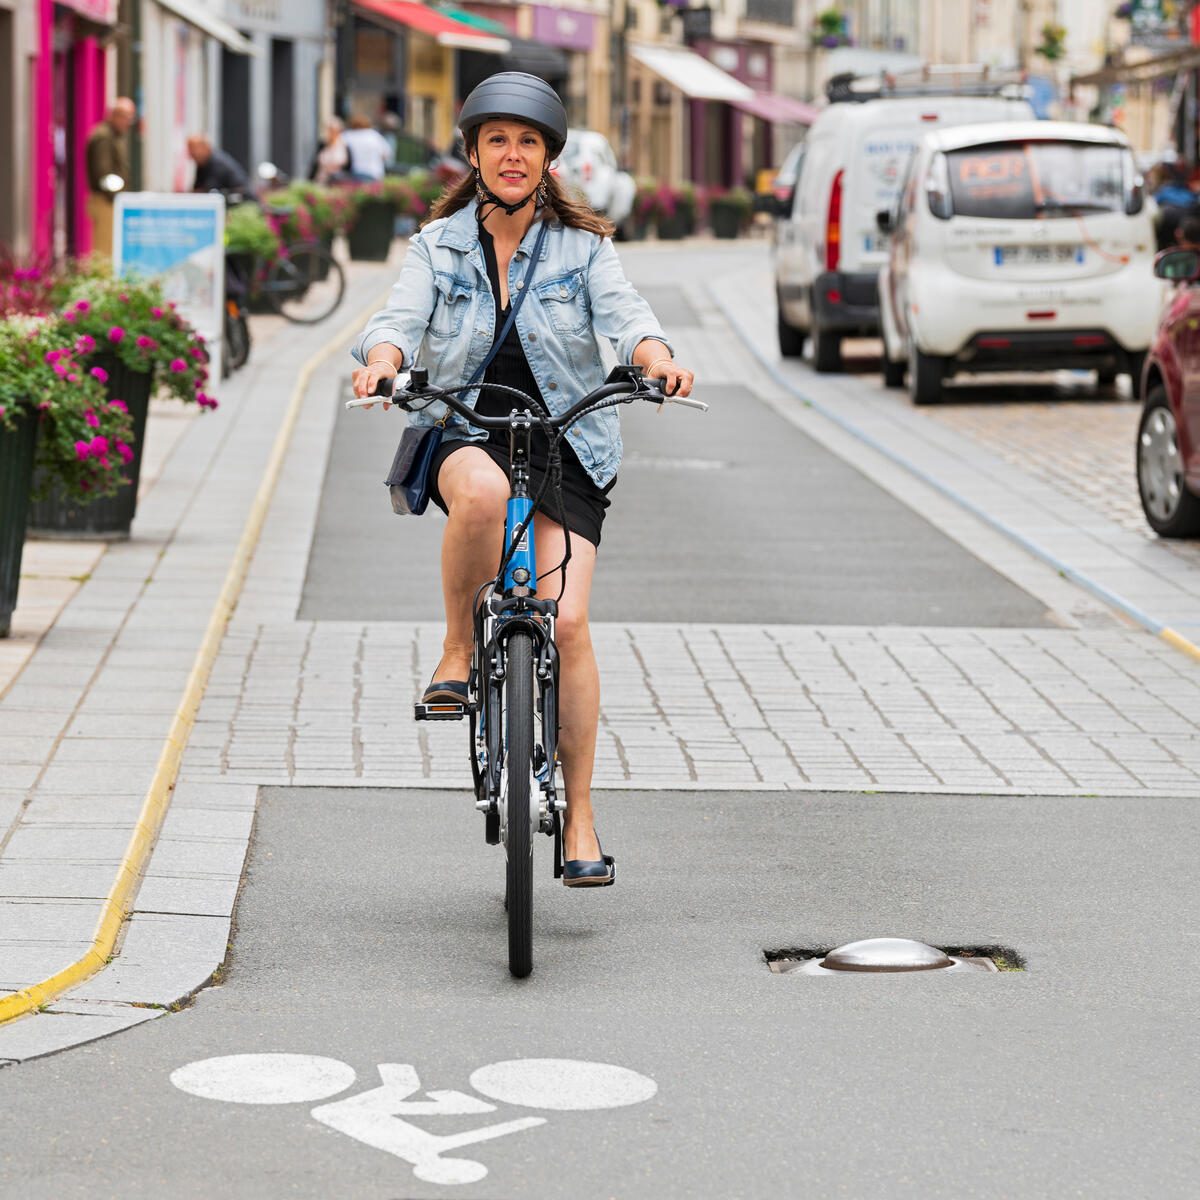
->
367, 365, 708, 426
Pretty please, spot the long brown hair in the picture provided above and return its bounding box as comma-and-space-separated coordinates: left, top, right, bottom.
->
425, 129, 615, 238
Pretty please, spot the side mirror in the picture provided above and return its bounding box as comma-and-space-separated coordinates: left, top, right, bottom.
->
1154, 247, 1200, 281
876, 209, 894, 233
774, 188, 795, 218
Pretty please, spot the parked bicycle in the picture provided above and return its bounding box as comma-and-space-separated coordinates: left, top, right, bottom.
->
349, 363, 706, 977
221, 195, 347, 376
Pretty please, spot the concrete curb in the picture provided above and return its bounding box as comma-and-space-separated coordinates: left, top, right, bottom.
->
0, 292, 389, 1031
707, 282, 1200, 667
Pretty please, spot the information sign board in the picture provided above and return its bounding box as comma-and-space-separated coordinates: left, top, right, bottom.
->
113, 193, 225, 382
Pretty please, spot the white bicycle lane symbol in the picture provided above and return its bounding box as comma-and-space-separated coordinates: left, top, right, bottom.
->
170, 1053, 657, 1186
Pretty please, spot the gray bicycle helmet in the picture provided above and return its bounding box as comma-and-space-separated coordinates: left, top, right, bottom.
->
458, 72, 568, 160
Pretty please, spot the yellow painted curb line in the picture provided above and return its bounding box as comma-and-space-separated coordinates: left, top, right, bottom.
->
0, 293, 388, 1026
1161, 627, 1200, 664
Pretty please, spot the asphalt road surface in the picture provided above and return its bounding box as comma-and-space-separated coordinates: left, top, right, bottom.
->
2, 786, 1196, 1197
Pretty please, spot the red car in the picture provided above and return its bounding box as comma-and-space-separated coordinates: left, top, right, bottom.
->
1138, 247, 1200, 537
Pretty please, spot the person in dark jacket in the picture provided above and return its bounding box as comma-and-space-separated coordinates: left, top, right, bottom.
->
187, 134, 250, 194
85, 98, 136, 258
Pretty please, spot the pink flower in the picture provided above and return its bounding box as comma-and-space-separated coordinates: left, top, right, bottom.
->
190, 347, 205, 360
151, 307, 164, 318
90, 366, 108, 383
108, 326, 125, 342
89, 435, 109, 457
44, 349, 63, 364
136, 335, 156, 350
75, 334, 95, 354
74, 440, 91, 460
118, 293, 129, 303
62, 310, 76, 323
116, 441, 134, 464
53, 362, 69, 377
37, 401, 51, 411
67, 373, 80, 383
109, 398, 128, 412
74, 299, 90, 313
169, 358, 187, 372
85, 410, 100, 428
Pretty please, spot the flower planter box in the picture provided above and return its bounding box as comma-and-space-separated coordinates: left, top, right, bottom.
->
656, 213, 688, 241
710, 206, 744, 239
347, 199, 397, 262
0, 410, 38, 637
26, 355, 154, 540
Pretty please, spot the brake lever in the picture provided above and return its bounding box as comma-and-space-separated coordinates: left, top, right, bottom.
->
344, 371, 412, 410
643, 385, 708, 412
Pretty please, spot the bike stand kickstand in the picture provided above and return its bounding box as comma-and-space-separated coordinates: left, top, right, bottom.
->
553, 809, 563, 880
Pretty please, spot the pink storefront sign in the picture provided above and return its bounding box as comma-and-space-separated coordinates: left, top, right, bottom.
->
56, 0, 118, 23
531, 6, 595, 52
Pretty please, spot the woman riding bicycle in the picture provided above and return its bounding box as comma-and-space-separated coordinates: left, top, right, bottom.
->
350, 73, 695, 885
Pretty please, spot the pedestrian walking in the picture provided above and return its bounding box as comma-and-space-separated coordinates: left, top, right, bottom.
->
310, 118, 350, 185
84, 98, 136, 258
341, 116, 392, 181
350, 73, 694, 880
187, 134, 249, 195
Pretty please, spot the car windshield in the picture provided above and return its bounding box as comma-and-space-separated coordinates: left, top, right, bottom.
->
945, 141, 1129, 218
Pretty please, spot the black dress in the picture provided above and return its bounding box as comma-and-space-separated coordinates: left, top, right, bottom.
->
428, 220, 614, 547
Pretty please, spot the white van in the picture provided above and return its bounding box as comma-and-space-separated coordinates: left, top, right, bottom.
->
877, 121, 1160, 404
774, 81, 1033, 371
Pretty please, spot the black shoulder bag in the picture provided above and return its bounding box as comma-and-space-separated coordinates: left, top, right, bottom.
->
385, 219, 550, 516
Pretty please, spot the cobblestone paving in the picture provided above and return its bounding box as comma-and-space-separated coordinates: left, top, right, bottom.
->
181, 621, 1200, 796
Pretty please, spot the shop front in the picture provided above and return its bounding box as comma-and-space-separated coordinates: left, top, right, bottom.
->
31, 0, 118, 260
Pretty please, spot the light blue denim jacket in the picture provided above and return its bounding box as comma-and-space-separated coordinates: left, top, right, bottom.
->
351, 200, 672, 487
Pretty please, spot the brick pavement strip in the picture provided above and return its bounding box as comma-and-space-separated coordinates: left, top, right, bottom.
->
179, 618, 1200, 798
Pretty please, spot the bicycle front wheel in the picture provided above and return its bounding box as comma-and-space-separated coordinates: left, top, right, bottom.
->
503, 630, 534, 978
263, 243, 346, 324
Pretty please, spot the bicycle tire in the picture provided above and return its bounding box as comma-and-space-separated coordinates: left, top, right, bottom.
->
504, 630, 534, 978
223, 306, 250, 375
264, 243, 346, 324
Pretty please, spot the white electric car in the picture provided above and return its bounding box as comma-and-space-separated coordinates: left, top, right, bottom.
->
878, 121, 1162, 403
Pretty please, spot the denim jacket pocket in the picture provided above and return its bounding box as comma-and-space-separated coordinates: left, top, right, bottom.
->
535, 270, 590, 335
429, 273, 476, 339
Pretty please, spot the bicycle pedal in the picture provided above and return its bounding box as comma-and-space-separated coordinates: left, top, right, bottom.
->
413, 701, 470, 721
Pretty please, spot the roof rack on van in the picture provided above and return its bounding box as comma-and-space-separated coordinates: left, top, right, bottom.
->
826, 64, 1029, 105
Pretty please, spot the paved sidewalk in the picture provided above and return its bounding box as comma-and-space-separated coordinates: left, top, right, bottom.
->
0, 256, 398, 1061
711, 256, 1200, 646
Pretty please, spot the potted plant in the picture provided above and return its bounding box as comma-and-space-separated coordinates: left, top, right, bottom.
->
677, 182, 701, 236
1035, 22, 1067, 60
620, 178, 656, 241
811, 7, 852, 48
1, 315, 133, 630
380, 175, 431, 236
340, 182, 396, 261
709, 187, 753, 238
653, 185, 687, 240
26, 276, 216, 538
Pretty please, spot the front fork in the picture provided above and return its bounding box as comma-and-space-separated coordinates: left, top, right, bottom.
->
472, 594, 562, 841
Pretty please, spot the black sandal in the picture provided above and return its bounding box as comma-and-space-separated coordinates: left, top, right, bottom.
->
420, 679, 469, 705
562, 829, 616, 888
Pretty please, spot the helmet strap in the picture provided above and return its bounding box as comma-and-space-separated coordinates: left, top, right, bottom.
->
474, 167, 536, 218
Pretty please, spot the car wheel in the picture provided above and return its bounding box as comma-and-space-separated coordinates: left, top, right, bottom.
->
909, 346, 945, 405
777, 301, 807, 358
1137, 387, 1200, 537
812, 324, 842, 373
882, 353, 906, 388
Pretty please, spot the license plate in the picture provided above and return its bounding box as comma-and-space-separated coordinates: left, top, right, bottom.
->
993, 244, 1084, 266
863, 232, 891, 254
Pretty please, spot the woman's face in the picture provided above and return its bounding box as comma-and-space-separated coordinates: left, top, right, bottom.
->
470, 121, 546, 207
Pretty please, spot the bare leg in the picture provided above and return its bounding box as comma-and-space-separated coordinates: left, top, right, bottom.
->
533, 515, 602, 864
433, 447, 509, 683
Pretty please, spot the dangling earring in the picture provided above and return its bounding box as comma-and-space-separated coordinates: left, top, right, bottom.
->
536, 173, 549, 206
474, 168, 487, 204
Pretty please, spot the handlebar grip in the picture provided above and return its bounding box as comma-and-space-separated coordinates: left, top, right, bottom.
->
370, 374, 395, 399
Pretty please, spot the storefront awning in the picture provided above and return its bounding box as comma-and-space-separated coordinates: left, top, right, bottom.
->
628, 42, 754, 104
151, 0, 260, 56
354, 0, 511, 54
1072, 46, 1200, 89
731, 91, 819, 126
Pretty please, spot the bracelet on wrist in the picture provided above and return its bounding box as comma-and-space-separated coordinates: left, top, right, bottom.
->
367, 358, 399, 373
647, 357, 674, 376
